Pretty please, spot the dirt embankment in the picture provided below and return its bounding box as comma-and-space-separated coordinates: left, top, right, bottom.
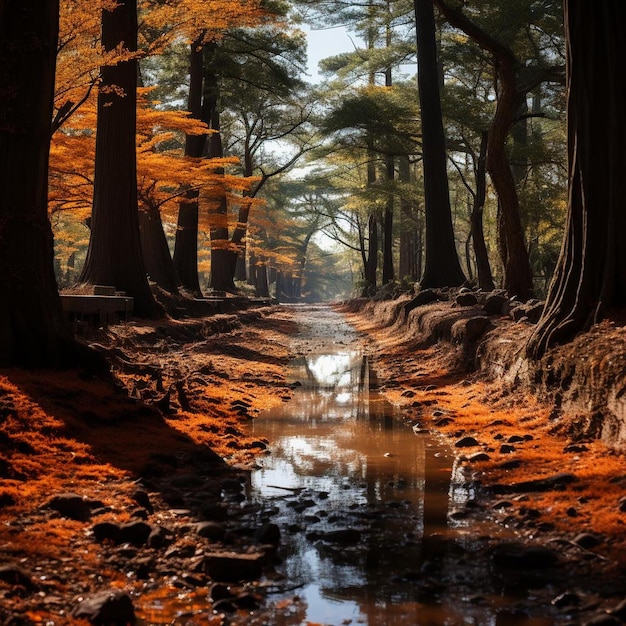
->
339, 294, 626, 580
341, 292, 626, 450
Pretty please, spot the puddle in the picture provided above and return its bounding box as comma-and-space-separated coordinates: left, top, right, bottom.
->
248, 347, 555, 626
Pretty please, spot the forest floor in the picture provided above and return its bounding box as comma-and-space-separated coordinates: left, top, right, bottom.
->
1, 301, 626, 625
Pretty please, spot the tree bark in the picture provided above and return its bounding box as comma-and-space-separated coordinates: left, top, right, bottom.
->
173, 40, 205, 295
0, 0, 81, 367
527, 1, 626, 357
139, 207, 181, 294
471, 131, 495, 291
415, 0, 467, 288
79, 0, 161, 318
398, 156, 420, 282
382, 155, 395, 284
363, 213, 378, 295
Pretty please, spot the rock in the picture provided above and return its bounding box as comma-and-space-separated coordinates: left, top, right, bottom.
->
499, 444, 516, 454
401, 389, 416, 398
452, 316, 492, 342
256, 523, 281, 545
200, 504, 227, 521
468, 452, 490, 462
323, 529, 361, 544
525, 302, 544, 323
455, 293, 478, 306
247, 440, 268, 450
71, 590, 136, 625
0, 564, 35, 589
93, 522, 121, 544
507, 435, 525, 443
484, 293, 508, 315
148, 525, 174, 548
46, 493, 96, 521
196, 521, 226, 541
201, 552, 265, 582
404, 289, 440, 315
455, 436, 480, 448
573, 532, 602, 549
209, 583, 233, 601
131, 490, 153, 513
491, 543, 558, 569
119, 521, 153, 547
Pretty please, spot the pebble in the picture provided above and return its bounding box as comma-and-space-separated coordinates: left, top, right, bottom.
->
455, 436, 480, 448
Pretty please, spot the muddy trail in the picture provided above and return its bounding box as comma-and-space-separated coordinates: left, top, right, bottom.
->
1, 303, 625, 625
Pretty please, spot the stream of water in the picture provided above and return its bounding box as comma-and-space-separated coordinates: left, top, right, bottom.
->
248, 340, 554, 626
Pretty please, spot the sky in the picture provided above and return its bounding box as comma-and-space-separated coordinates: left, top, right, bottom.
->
302, 23, 356, 82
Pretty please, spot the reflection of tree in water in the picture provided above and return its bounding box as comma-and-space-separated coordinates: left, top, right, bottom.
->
252, 349, 473, 625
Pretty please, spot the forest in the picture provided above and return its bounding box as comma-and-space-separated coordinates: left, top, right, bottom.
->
1, 1, 626, 625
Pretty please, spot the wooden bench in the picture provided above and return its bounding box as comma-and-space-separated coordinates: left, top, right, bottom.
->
60, 294, 134, 326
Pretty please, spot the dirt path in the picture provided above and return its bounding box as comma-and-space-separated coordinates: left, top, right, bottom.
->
1, 303, 625, 625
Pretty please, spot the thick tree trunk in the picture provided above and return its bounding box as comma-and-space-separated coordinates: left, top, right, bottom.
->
209, 249, 237, 293
174, 195, 202, 295
471, 131, 495, 291
527, 1, 626, 357
79, 1, 161, 318
139, 207, 181, 294
256, 260, 270, 298
414, 0, 466, 288
0, 1, 82, 367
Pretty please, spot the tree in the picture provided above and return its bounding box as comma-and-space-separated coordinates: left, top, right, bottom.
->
527, 1, 626, 357
0, 1, 81, 367
432, 0, 564, 300
414, 0, 466, 288
78, 0, 163, 317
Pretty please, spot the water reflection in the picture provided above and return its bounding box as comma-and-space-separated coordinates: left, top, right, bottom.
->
250, 348, 554, 626
250, 351, 452, 625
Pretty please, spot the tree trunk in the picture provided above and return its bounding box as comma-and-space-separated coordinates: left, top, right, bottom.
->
414, 0, 467, 288
210, 249, 238, 293
382, 155, 395, 284
139, 207, 181, 294
398, 156, 419, 281
173, 40, 206, 295
363, 213, 378, 295
527, 1, 626, 357
486, 56, 534, 300
79, 0, 161, 318
0, 0, 82, 367
471, 131, 495, 291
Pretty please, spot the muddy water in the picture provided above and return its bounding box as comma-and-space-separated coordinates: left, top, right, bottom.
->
248, 309, 554, 626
